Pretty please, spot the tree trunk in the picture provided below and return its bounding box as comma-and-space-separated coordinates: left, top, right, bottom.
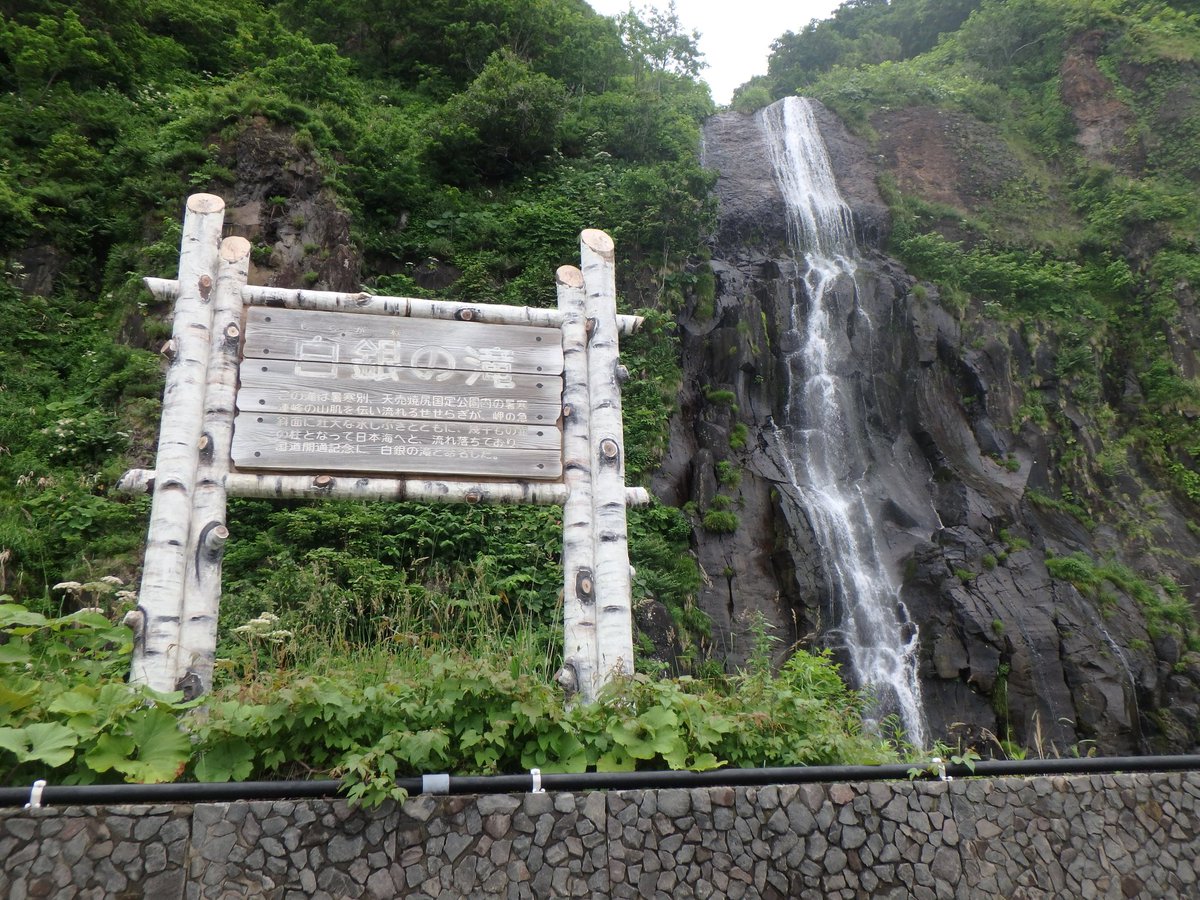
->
130, 194, 225, 692
555, 264, 599, 702
580, 229, 636, 683
176, 237, 250, 698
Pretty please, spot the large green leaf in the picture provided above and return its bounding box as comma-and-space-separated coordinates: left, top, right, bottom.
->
0, 726, 30, 758
0, 641, 31, 664
0, 722, 80, 767
26, 722, 82, 766
0, 604, 47, 630
0, 680, 39, 718
112, 708, 191, 783
48, 685, 100, 721
194, 738, 255, 782
83, 732, 136, 774
596, 748, 636, 772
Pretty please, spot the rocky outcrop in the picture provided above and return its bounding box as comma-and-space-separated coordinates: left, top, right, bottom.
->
1061, 30, 1143, 170
663, 99, 1200, 755
218, 118, 361, 293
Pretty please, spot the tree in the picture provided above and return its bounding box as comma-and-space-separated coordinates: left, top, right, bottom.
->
433, 49, 567, 183
616, 2, 704, 95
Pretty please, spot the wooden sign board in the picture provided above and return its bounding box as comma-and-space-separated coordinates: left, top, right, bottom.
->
232, 307, 565, 479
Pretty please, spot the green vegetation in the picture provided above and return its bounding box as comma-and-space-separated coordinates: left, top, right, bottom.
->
729, 423, 750, 451
0, 0, 714, 604
0, 600, 191, 785
1046, 551, 1198, 648
0, 596, 895, 801
715, 460, 742, 488
701, 509, 740, 535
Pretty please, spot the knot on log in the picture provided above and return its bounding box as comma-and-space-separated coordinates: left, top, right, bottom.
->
223, 323, 241, 341
576, 568, 595, 605
175, 670, 204, 701
599, 438, 620, 466
313, 474, 335, 491
198, 274, 213, 301
585, 317, 597, 335
122, 607, 145, 639
456, 308, 478, 322
554, 662, 579, 697
201, 523, 230, 554
465, 490, 482, 504
160, 339, 178, 361
615, 363, 630, 384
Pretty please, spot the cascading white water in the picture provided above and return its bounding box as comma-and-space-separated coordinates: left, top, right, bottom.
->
762, 97, 928, 748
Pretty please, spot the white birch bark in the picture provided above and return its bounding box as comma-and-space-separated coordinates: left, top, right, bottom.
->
580, 229, 636, 684
131, 194, 225, 692
117, 469, 652, 508
176, 236, 249, 698
143, 277, 645, 334
554, 264, 599, 703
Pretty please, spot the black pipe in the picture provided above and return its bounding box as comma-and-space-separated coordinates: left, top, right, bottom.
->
3, 755, 1200, 808
0, 779, 348, 808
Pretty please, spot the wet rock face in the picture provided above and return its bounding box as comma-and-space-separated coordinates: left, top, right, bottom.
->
663, 100, 1199, 754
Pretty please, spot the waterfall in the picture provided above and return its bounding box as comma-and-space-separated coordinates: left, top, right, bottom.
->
762, 97, 928, 748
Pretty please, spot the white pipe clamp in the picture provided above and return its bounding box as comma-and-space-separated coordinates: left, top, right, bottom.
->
25, 779, 47, 809
421, 773, 450, 795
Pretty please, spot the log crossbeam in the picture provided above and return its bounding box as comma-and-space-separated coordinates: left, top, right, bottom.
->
143, 277, 644, 335
117, 468, 651, 508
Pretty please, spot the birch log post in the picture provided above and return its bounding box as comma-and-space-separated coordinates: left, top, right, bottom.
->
580, 229, 635, 684
554, 264, 599, 703
176, 236, 250, 698
131, 193, 225, 692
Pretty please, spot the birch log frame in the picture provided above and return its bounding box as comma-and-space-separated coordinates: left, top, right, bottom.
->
131, 194, 225, 693
580, 230, 636, 682
555, 264, 599, 702
127, 208, 646, 702
143, 278, 644, 335
176, 236, 250, 698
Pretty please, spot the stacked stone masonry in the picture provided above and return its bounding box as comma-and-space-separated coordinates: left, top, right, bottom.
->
2, 772, 1198, 898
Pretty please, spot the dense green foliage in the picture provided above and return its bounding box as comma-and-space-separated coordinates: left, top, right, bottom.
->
0, 0, 713, 603
0, 598, 193, 785
0, 598, 895, 800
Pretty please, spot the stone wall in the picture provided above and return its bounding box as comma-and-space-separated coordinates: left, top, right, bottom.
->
3, 772, 1198, 898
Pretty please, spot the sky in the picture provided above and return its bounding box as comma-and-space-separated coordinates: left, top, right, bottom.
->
586, 0, 844, 106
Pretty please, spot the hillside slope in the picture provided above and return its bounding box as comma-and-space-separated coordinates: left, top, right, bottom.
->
4, 0, 1200, 758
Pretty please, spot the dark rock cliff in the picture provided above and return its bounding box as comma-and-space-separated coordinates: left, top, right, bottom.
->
659, 99, 1200, 755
